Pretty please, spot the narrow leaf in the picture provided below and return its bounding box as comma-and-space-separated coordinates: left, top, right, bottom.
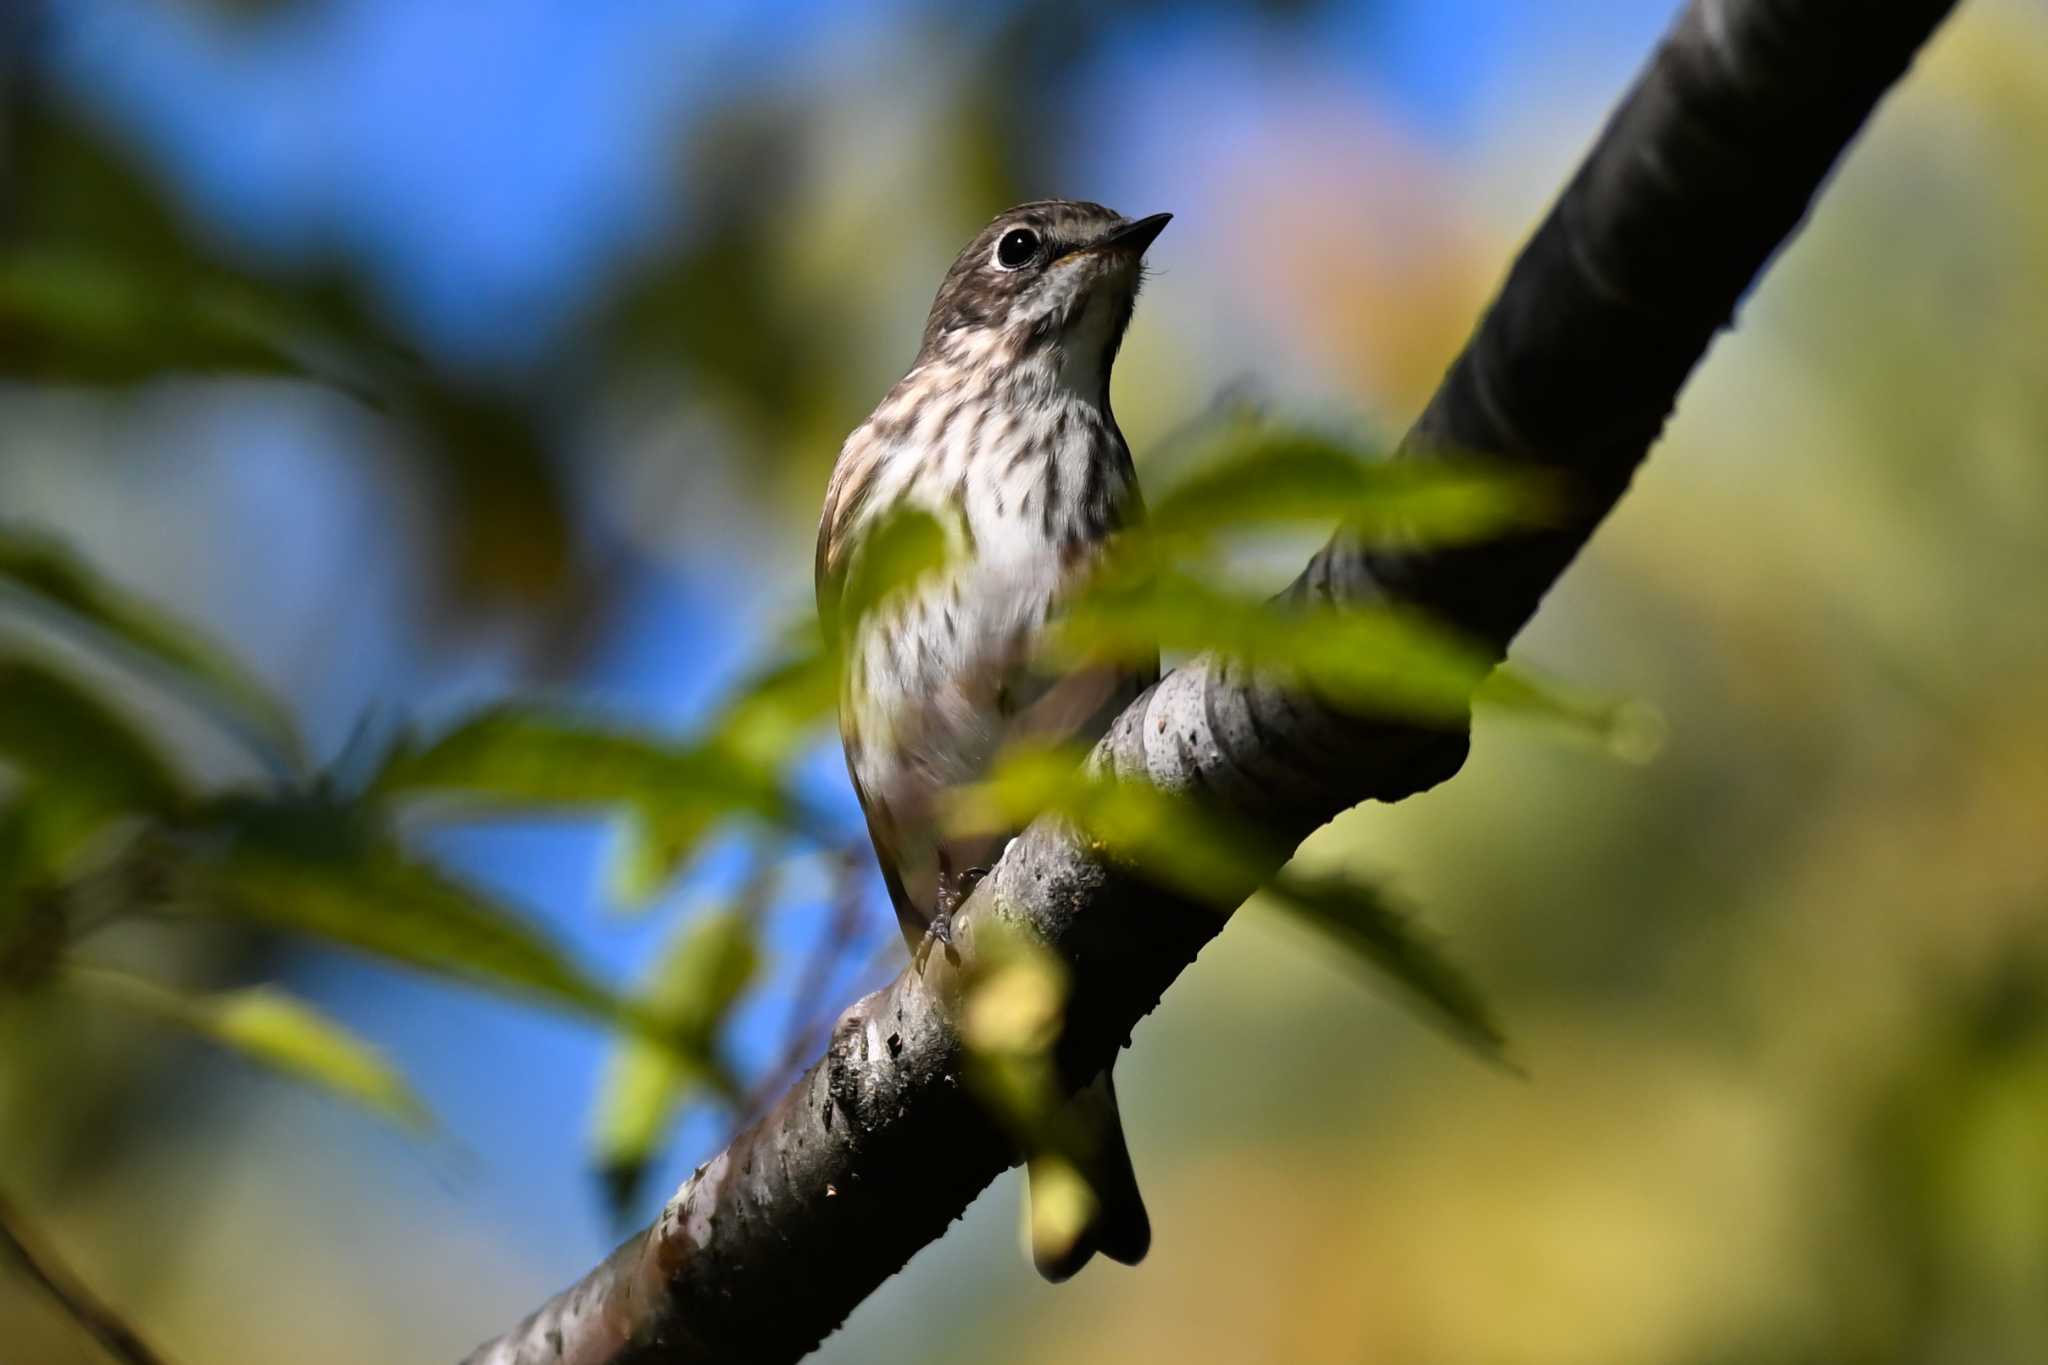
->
1145, 423, 1556, 547
604, 808, 726, 910
0, 657, 187, 815
372, 704, 813, 905
955, 920, 1119, 1240
0, 786, 134, 897
1262, 872, 1510, 1065
943, 743, 1278, 905
589, 906, 759, 1215
951, 749, 1510, 1065
194, 806, 622, 1022
0, 817, 66, 985
67, 966, 431, 1130
1054, 571, 1493, 724
372, 706, 780, 817
1477, 668, 1666, 763
0, 250, 310, 386
0, 529, 304, 772
698, 635, 838, 772
829, 505, 952, 638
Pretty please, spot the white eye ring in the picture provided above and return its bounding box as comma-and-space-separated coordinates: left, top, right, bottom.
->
993, 227, 1040, 271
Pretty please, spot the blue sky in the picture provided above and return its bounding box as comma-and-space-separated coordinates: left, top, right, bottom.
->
47, 0, 1677, 363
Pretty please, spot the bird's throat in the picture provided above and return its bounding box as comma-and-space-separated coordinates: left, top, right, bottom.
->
1050, 289, 1129, 407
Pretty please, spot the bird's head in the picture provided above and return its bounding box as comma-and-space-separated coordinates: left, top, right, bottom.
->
917, 200, 1171, 398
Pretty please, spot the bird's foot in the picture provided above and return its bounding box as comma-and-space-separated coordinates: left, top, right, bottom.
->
914, 866, 994, 972
914, 888, 960, 973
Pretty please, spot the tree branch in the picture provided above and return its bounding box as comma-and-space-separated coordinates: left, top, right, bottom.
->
0, 1191, 178, 1365
464, 2, 1961, 1361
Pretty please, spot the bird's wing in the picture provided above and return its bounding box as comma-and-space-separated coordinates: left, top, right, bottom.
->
1004, 659, 1155, 752
814, 433, 884, 626
840, 735, 942, 950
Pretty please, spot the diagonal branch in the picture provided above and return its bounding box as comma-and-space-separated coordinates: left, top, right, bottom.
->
464, 2, 1962, 1361
0, 1191, 179, 1365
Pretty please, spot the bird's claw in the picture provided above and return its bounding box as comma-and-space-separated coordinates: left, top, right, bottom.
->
912, 915, 952, 973
915, 879, 966, 973
913, 858, 993, 974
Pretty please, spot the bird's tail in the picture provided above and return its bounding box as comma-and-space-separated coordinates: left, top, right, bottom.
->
1027, 1067, 1151, 1281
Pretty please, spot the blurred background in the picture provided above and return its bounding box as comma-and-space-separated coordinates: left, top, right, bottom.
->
4, 0, 2047, 1361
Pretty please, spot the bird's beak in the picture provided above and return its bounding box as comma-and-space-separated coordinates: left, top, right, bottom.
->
1098, 212, 1173, 255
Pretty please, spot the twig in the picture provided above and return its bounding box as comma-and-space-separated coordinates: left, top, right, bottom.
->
0, 1190, 179, 1365
740, 844, 876, 1123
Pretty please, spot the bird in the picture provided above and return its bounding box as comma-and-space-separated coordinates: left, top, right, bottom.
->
815, 199, 1170, 1281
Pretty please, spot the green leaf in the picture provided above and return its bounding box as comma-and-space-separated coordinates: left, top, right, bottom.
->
371, 704, 813, 905
372, 706, 769, 814
644, 909, 760, 1055
194, 807, 622, 1022
1055, 571, 1494, 724
1262, 872, 1510, 1066
0, 250, 310, 386
393, 384, 587, 611
0, 805, 40, 914
589, 905, 759, 1215
957, 921, 1071, 1139
698, 633, 839, 772
829, 505, 953, 639
950, 748, 1509, 1065
1477, 668, 1667, 763
66, 966, 431, 1130
0, 828, 66, 988
954, 919, 1119, 1255
0, 786, 134, 898
0, 657, 187, 816
1, 99, 590, 620
1059, 572, 1650, 758
0, 529, 304, 774
605, 808, 725, 910
943, 743, 1279, 906
1145, 422, 1556, 548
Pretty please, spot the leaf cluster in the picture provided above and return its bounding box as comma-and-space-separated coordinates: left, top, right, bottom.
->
0, 528, 829, 1209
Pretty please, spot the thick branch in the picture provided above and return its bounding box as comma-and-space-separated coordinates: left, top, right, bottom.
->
465, 2, 1960, 1361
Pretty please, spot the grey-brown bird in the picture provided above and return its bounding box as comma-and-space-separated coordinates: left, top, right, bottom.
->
815, 200, 1169, 1280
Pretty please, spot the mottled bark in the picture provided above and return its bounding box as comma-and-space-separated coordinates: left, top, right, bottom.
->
464, 2, 1961, 1361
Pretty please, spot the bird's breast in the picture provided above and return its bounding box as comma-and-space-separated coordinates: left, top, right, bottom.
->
840, 392, 1141, 802
959, 395, 1137, 564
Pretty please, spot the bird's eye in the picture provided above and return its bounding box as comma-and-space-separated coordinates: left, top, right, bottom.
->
994, 228, 1040, 270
